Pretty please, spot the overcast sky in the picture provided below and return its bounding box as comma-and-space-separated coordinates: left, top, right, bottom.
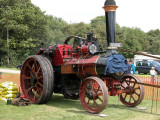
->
31, 0, 160, 32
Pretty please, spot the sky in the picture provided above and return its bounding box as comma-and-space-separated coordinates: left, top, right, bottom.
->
31, 0, 160, 32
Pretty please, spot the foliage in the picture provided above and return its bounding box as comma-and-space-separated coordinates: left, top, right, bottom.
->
146, 29, 160, 54
0, 0, 67, 66
0, 0, 159, 67
90, 16, 106, 51
116, 26, 149, 58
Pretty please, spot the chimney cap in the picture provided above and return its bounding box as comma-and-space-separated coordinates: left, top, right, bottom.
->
104, 0, 116, 6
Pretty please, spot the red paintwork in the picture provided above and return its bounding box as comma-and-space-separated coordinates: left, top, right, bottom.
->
104, 77, 127, 96
65, 54, 99, 78
41, 42, 99, 78
81, 44, 89, 54
52, 44, 72, 66
48, 43, 99, 68
36, 48, 44, 55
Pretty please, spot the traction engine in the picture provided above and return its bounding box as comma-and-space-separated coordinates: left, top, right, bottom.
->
20, 0, 145, 113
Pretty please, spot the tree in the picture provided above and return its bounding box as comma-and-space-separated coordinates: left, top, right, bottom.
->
0, 0, 67, 66
146, 29, 160, 54
90, 16, 106, 50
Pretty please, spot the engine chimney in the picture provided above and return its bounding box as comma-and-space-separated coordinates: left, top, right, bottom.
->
103, 0, 118, 46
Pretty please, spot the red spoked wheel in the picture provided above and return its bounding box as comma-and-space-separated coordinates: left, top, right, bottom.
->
80, 77, 108, 114
119, 74, 145, 107
20, 55, 54, 104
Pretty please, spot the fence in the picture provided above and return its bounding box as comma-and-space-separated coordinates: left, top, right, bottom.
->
0, 74, 160, 101
137, 76, 160, 101
0, 74, 20, 88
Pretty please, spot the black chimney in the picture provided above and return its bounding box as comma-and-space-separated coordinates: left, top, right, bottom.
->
103, 0, 118, 46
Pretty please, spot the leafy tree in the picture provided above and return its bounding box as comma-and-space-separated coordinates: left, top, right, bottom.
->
90, 16, 106, 50
146, 29, 160, 54
0, 0, 67, 66
0, 1, 159, 67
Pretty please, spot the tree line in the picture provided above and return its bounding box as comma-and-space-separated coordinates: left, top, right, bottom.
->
0, 0, 160, 67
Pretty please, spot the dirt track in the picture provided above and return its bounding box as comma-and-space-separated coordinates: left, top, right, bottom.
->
0, 69, 20, 74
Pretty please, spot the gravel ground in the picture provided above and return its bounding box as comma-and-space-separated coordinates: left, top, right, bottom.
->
0, 69, 20, 74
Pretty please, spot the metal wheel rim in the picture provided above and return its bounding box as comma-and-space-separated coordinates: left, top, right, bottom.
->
119, 75, 145, 107
80, 77, 108, 113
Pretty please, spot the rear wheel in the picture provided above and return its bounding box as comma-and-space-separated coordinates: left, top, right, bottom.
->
20, 55, 54, 104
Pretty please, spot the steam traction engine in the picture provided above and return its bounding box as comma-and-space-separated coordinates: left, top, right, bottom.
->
20, 0, 144, 113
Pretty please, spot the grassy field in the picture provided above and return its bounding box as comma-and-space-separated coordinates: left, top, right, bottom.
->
0, 70, 159, 120
1, 72, 17, 75
0, 94, 160, 120
0, 67, 18, 70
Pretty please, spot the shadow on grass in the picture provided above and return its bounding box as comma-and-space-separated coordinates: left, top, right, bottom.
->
46, 94, 84, 111
44, 94, 160, 116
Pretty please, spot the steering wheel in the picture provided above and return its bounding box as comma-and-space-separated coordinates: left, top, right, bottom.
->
64, 36, 83, 48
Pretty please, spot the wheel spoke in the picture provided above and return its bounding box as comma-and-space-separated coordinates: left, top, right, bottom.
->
85, 87, 89, 93
37, 76, 43, 80
94, 100, 100, 108
132, 83, 136, 88
33, 59, 38, 71
92, 81, 95, 89
121, 85, 125, 89
125, 81, 130, 86
134, 87, 140, 90
131, 94, 136, 102
95, 85, 100, 93
134, 91, 140, 97
124, 93, 127, 100
26, 64, 34, 73
97, 92, 103, 96
36, 66, 41, 74
33, 95, 36, 101
92, 101, 96, 108
98, 96, 103, 103
120, 75, 144, 107
87, 99, 90, 105
37, 81, 43, 87
128, 78, 131, 85
22, 75, 31, 80
27, 86, 34, 93
36, 87, 43, 96
89, 81, 92, 88
35, 85, 39, 93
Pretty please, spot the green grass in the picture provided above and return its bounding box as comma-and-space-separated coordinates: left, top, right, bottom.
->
0, 67, 18, 70
1, 72, 17, 75
0, 94, 160, 120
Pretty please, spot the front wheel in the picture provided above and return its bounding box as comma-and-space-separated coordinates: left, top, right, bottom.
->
119, 75, 145, 107
20, 55, 54, 104
79, 77, 108, 114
